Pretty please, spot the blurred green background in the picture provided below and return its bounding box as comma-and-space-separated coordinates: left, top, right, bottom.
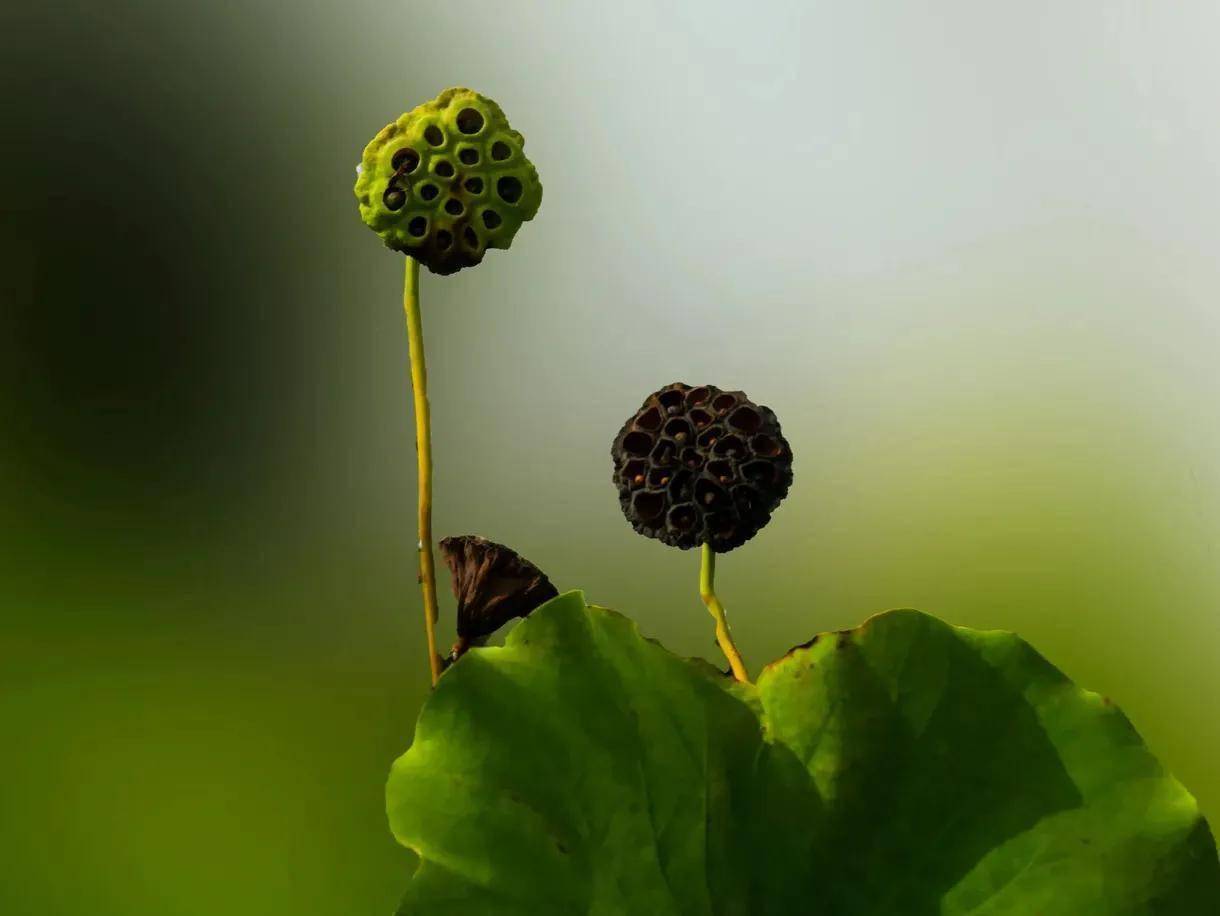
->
4, 1, 1219, 913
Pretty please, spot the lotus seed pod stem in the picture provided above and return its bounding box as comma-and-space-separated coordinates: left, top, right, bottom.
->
403, 258, 443, 684
699, 542, 749, 682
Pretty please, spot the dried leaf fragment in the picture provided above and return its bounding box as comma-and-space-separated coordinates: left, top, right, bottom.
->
439, 535, 558, 659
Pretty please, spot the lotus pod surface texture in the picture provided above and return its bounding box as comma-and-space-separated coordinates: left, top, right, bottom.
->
611, 383, 793, 552
355, 87, 542, 275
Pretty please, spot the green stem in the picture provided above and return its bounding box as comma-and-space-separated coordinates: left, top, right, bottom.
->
402, 256, 442, 685
699, 542, 749, 683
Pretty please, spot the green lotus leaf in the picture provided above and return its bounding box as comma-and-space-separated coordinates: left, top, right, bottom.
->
386, 591, 1219, 914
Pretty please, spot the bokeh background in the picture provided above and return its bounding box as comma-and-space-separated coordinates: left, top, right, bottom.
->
4, 1, 1220, 913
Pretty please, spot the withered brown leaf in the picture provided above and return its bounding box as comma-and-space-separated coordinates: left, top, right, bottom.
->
438, 535, 558, 660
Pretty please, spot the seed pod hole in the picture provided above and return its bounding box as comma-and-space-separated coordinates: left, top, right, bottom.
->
424, 124, 445, 146
650, 439, 678, 466
383, 187, 406, 210
491, 140, 512, 161
648, 468, 671, 487
681, 448, 704, 469
714, 435, 745, 458
444, 198, 464, 216
391, 148, 420, 172
664, 418, 693, 442
634, 490, 665, 522
463, 225, 479, 248
689, 408, 713, 429
686, 387, 711, 407
743, 460, 777, 486
667, 504, 698, 532
707, 459, 734, 484
434, 159, 455, 178
752, 434, 781, 457
636, 406, 663, 431
481, 209, 502, 230
496, 175, 523, 204
728, 405, 762, 434
464, 177, 484, 194
407, 216, 428, 237
695, 477, 729, 509
658, 388, 685, 410
435, 229, 453, 250
419, 183, 439, 201
667, 470, 693, 502
622, 430, 653, 457
697, 426, 723, 449
458, 147, 480, 166
456, 107, 485, 134
712, 393, 738, 413
623, 459, 647, 486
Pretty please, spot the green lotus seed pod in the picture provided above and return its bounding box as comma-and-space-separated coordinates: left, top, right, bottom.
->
355, 87, 542, 276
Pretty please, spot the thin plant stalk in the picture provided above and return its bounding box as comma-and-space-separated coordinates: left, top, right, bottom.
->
402, 256, 442, 685
699, 542, 749, 683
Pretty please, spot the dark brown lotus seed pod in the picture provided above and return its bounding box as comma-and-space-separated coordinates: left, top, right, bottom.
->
610, 383, 793, 552
439, 535, 558, 659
